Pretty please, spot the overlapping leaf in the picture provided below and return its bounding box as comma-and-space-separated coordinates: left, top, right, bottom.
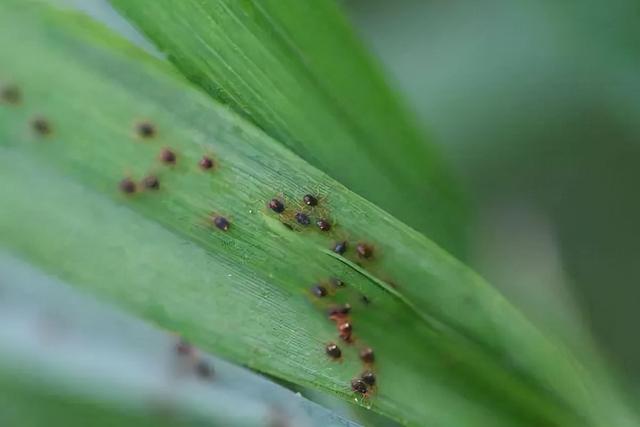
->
0, 2, 632, 426
108, 0, 468, 256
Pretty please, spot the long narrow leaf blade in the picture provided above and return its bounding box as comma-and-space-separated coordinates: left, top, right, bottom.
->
107, 0, 468, 255
0, 3, 632, 426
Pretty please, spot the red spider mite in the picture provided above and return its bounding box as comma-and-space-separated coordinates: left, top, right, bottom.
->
330, 277, 344, 288
303, 194, 318, 206
338, 322, 353, 342
136, 121, 156, 138
1, 84, 20, 104
333, 241, 347, 255
195, 359, 214, 379
356, 243, 373, 259
361, 371, 376, 386
175, 338, 193, 356
325, 342, 341, 359
360, 347, 375, 363
328, 304, 351, 320
119, 177, 136, 194
31, 116, 52, 136
268, 198, 285, 213
295, 212, 310, 226
142, 175, 159, 190
213, 215, 230, 231
316, 219, 331, 232
199, 156, 214, 170
351, 378, 368, 395
160, 148, 176, 164
310, 284, 328, 297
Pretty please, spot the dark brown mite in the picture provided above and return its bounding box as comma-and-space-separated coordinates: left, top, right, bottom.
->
356, 243, 373, 259
303, 194, 318, 206
213, 216, 230, 231
360, 294, 371, 305
31, 117, 52, 136
310, 284, 327, 297
195, 359, 214, 379
351, 378, 368, 394
268, 198, 285, 213
199, 156, 214, 170
136, 121, 156, 138
160, 148, 176, 164
142, 175, 159, 190
333, 241, 347, 255
295, 212, 310, 226
119, 178, 136, 194
325, 343, 341, 359
360, 347, 375, 363
316, 219, 331, 232
361, 371, 376, 386
330, 277, 344, 288
1, 84, 20, 104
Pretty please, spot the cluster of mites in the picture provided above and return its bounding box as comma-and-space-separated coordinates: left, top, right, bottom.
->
266, 196, 375, 260
5, 85, 378, 396
1, 85, 53, 136
310, 279, 377, 397
117, 121, 216, 198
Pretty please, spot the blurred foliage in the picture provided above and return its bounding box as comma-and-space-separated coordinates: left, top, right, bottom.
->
347, 0, 640, 386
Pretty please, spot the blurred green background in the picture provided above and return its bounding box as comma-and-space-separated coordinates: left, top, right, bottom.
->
57, 0, 640, 397
347, 0, 640, 391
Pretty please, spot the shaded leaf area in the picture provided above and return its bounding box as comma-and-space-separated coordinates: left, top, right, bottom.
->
0, 253, 360, 427
0, 3, 619, 426
107, 0, 468, 256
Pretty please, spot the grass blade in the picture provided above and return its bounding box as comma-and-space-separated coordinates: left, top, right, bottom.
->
0, 2, 633, 426
107, 0, 468, 255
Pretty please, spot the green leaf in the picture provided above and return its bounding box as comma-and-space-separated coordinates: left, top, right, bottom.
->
0, 3, 634, 427
107, 0, 468, 256
0, 252, 361, 427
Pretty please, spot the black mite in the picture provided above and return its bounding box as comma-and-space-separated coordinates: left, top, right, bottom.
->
136, 121, 156, 138
351, 378, 368, 394
195, 359, 214, 379
311, 284, 327, 297
361, 371, 376, 386
199, 156, 214, 170
360, 347, 375, 364
360, 294, 371, 305
295, 212, 310, 226
119, 178, 136, 194
268, 198, 285, 213
325, 343, 341, 359
333, 241, 347, 255
142, 175, 159, 190
160, 148, 176, 164
213, 216, 230, 231
31, 117, 51, 136
356, 243, 373, 259
316, 219, 331, 232
303, 194, 318, 206
1, 84, 20, 104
